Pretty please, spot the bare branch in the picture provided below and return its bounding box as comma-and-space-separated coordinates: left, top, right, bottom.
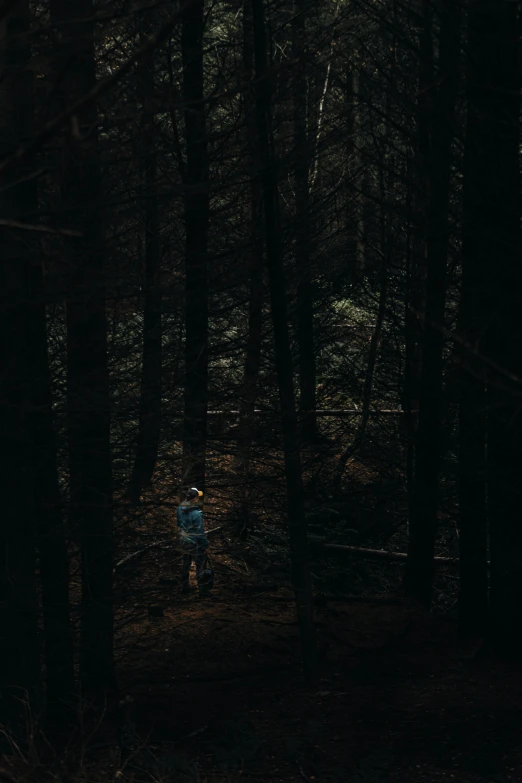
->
0, 219, 83, 237
0, 0, 192, 182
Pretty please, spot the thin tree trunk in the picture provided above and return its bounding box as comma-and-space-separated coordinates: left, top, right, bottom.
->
0, 0, 42, 743
351, 64, 366, 277
464, 0, 522, 653
336, 132, 391, 487
404, 0, 461, 607
485, 3, 522, 653
403, 0, 433, 532
26, 260, 75, 722
181, 0, 210, 491
309, 31, 335, 195
348, 60, 365, 276
340, 42, 394, 482
403, 159, 417, 534
251, 0, 317, 674
236, 0, 265, 531
335, 255, 388, 486
127, 21, 162, 504
457, 1, 489, 637
292, 0, 317, 444
51, 0, 115, 702
344, 61, 356, 263
458, 368, 487, 635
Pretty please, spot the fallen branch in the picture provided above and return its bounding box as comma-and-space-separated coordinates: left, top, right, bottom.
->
0, 218, 83, 236
315, 593, 403, 605
167, 409, 416, 417
114, 540, 175, 570
114, 524, 225, 570
319, 542, 488, 567
0, 2, 189, 181
321, 542, 452, 561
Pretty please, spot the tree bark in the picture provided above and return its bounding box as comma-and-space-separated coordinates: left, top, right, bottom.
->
181, 0, 210, 491
463, 0, 522, 653
457, 1, 489, 637
402, 161, 417, 535
404, 0, 461, 607
0, 0, 42, 743
403, 0, 433, 536
251, 0, 317, 674
127, 19, 162, 504
458, 373, 487, 635
26, 259, 75, 722
235, 0, 265, 531
51, 0, 115, 701
336, 254, 388, 487
344, 57, 365, 280
292, 0, 317, 443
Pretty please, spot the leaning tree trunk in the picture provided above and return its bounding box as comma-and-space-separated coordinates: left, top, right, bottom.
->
181, 0, 210, 491
127, 21, 162, 505
404, 0, 461, 607
0, 0, 42, 744
464, 0, 522, 653
251, 0, 317, 674
50, 0, 115, 702
292, 0, 317, 443
26, 258, 75, 723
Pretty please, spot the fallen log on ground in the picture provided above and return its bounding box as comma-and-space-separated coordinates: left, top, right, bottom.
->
166, 409, 416, 417
115, 536, 482, 574
320, 543, 455, 563
319, 542, 490, 567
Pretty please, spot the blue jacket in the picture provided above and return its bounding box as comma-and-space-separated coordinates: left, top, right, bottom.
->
176, 502, 209, 551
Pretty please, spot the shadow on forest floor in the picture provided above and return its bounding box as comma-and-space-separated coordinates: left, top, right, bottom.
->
105, 573, 522, 783
4, 539, 518, 783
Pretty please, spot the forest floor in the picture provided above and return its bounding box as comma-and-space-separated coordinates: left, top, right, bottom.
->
107, 561, 522, 783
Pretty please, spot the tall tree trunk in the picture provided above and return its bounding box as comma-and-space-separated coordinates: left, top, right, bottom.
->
336, 105, 391, 488
336, 256, 389, 487
403, 0, 433, 535
463, 0, 522, 652
458, 368, 487, 635
457, 2, 489, 637
127, 21, 162, 505
26, 260, 75, 722
355, 71, 368, 277
344, 57, 365, 280
292, 0, 317, 443
404, 0, 461, 607
236, 0, 265, 531
51, 0, 115, 701
181, 0, 210, 491
251, 0, 316, 674
0, 0, 42, 743
402, 158, 417, 536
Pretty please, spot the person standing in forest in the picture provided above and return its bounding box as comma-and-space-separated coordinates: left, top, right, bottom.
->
176, 488, 212, 596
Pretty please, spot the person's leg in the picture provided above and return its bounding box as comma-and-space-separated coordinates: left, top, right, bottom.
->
181, 552, 193, 592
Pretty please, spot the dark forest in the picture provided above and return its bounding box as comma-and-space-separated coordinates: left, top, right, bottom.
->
0, 0, 521, 781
